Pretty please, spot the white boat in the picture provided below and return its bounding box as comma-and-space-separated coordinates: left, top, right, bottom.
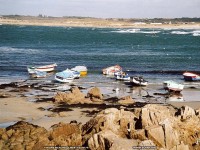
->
55, 69, 74, 83
102, 65, 122, 75
130, 76, 148, 86
30, 70, 47, 78
116, 73, 130, 81
183, 72, 200, 81
163, 80, 184, 92
71, 66, 87, 76
28, 63, 57, 73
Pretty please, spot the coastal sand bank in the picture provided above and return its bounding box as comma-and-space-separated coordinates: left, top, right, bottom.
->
1, 17, 200, 29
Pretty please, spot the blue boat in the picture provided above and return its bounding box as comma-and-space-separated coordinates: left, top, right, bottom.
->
29, 70, 47, 78
55, 69, 74, 83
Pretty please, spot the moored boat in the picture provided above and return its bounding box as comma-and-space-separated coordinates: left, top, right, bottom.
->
71, 66, 87, 76
28, 63, 57, 73
163, 80, 184, 92
102, 65, 122, 75
126, 76, 148, 86
183, 72, 200, 81
29, 70, 47, 78
116, 72, 130, 81
55, 69, 74, 83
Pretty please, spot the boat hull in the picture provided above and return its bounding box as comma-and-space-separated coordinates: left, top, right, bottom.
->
183, 72, 200, 81
102, 65, 122, 75
55, 76, 74, 83
126, 76, 148, 86
163, 81, 184, 92
28, 63, 57, 73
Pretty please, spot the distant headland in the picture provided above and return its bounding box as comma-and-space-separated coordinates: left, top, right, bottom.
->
0, 15, 200, 29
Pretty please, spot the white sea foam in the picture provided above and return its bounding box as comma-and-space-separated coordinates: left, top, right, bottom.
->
112, 29, 140, 33
171, 31, 190, 35
192, 30, 200, 36
0, 46, 39, 54
111, 29, 160, 34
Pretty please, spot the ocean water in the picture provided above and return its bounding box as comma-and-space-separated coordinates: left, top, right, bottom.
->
0, 25, 200, 86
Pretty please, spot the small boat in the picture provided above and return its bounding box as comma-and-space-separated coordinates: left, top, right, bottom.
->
55, 69, 74, 83
28, 63, 57, 73
163, 80, 184, 92
183, 72, 200, 81
126, 76, 148, 86
102, 65, 122, 75
71, 70, 81, 79
30, 70, 47, 78
116, 72, 130, 81
71, 66, 87, 76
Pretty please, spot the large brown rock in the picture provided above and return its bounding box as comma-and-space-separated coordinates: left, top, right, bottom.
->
49, 122, 82, 146
141, 104, 174, 128
0, 121, 49, 150
87, 87, 103, 100
88, 130, 139, 150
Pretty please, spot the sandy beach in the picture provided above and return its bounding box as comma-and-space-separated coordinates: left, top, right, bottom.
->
1, 16, 200, 29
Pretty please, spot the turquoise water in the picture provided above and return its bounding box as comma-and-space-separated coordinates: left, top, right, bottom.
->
0, 25, 200, 84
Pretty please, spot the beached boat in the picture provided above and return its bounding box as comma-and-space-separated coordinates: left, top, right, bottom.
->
126, 76, 148, 86
71, 66, 87, 76
29, 70, 47, 78
183, 72, 200, 81
163, 80, 184, 92
116, 72, 130, 81
102, 65, 122, 75
55, 69, 74, 83
27, 63, 57, 73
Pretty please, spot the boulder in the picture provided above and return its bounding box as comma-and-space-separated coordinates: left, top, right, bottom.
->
49, 122, 82, 146
140, 104, 174, 128
88, 130, 139, 150
87, 87, 103, 100
118, 96, 135, 105
0, 121, 49, 150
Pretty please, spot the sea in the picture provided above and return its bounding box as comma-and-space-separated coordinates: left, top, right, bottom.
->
0, 25, 200, 89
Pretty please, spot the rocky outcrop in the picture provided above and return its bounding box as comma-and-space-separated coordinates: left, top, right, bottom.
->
1, 104, 200, 150
54, 87, 105, 104
54, 87, 92, 104
0, 121, 50, 150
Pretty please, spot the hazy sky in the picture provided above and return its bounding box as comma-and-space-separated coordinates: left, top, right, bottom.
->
0, 0, 200, 18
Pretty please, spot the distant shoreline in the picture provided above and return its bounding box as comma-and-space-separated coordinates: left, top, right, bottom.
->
1, 16, 200, 29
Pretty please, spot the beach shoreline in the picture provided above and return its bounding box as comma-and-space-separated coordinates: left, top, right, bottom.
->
1, 16, 200, 29
0, 78, 199, 130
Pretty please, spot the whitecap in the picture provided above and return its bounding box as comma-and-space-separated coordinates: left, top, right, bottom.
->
192, 30, 200, 36
0, 46, 40, 54
111, 29, 140, 33
171, 31, 190, 35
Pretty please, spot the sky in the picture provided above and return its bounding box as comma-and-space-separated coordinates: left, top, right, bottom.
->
0, 0, 200, 18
